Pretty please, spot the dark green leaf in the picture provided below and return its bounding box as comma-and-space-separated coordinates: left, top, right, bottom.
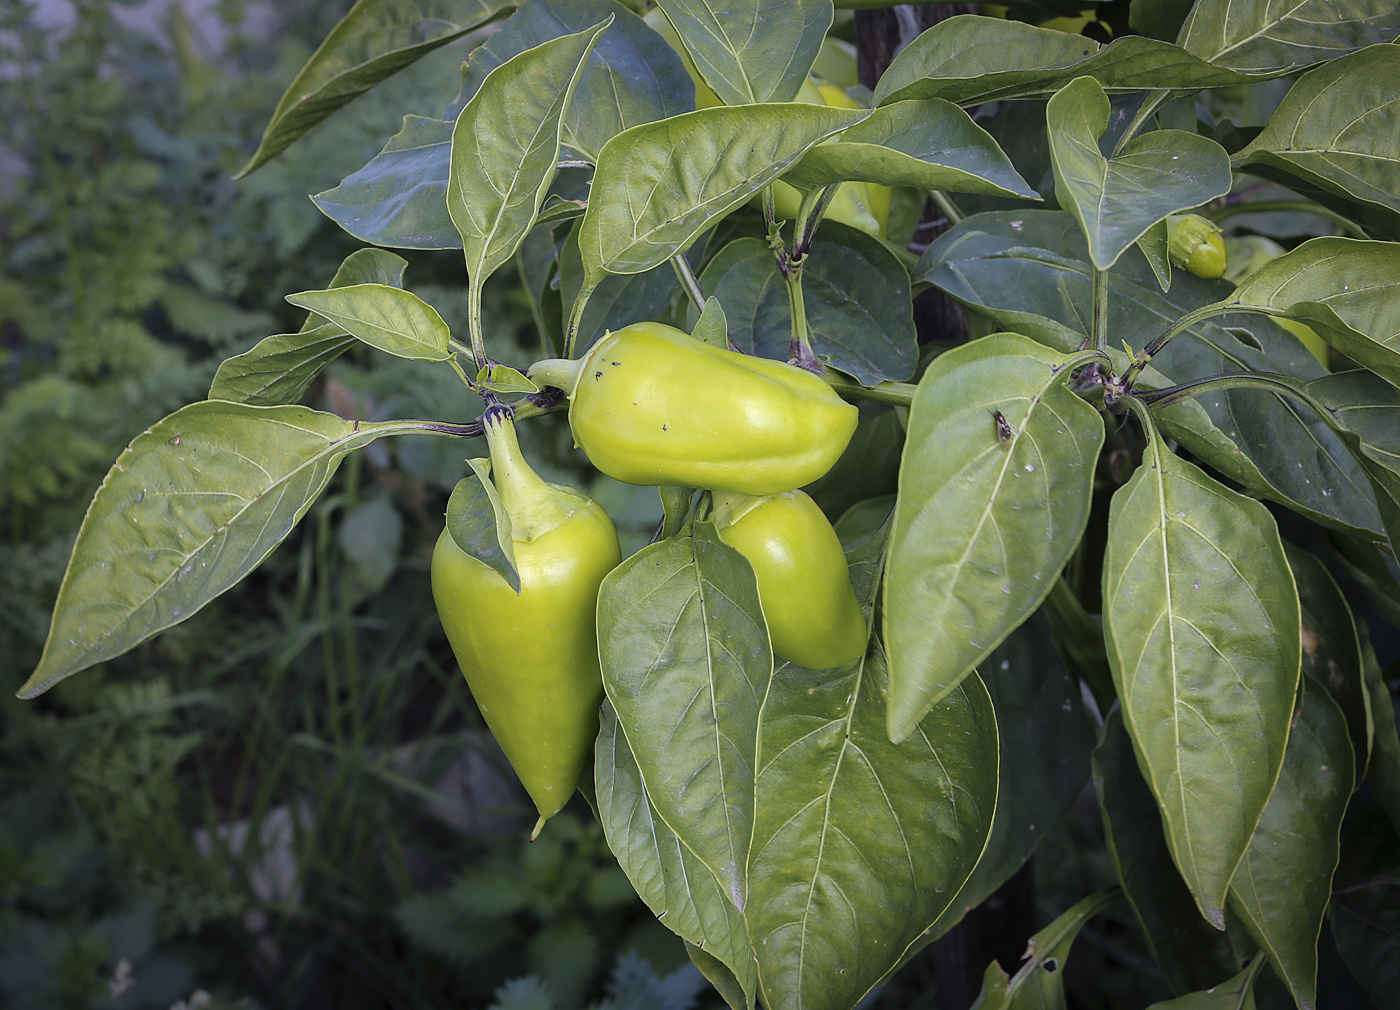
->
596, 524, 771, 911
1177, 1, 1399, 74
874, 15, 1277, 109
686, 943, 754, 1010
1095, 708, 1240, 994
284, 284, 451, 361
885, 333, 1105, 741
692, 225, 918, 384
1129, 0, 1195, 43
311, 116, 459, 250
1219, 238, 1400, 391
1101, 411, 1300, 927
1227, 678, 1352, 1010
915, 211, 1385, 541
1047, 76, 1232, 269
1141, 958, 1265, 1010
1358, 622, 1400, 838
1329, 808, 1400, 1008
657, 486, 696, 542
211, 248, 408, 406
450, 22, 609, 296
445, 461, 519, 593
558, 228, 682, 356
654, 0, 831, 106
783, 99, 1038, 200
1234, 46, 1400, 238
235, 0, 509, 178
20, 404, 432, 696
449, 0, 695, 162
577, 103, 863, 278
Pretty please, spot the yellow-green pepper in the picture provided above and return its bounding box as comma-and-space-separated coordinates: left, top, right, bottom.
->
712, 490, 867, 670
431, 410, 621, 839
529, 322, 858, 495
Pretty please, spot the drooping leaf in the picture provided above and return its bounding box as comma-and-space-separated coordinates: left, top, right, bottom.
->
654, 0, 831, 106
449, 0, 695, 162
1095, 708, 1240, 994
1216, 238, 1400, 391
311, 116, 459, 249
596, 523, 772, 912
449, 21, 609, 297
1047, 76, 1231, 269
235, 0, 510, 178
284, 284, 452, 361
211, 249, 408, 405
1287, 543, 1373, 778
1329, 808, 1400, 1008
594, 702, 758, 1005
746, 646, 998, 1010
1234, 46, 1400, 239
445, 461, 519, 594
1101, 408, 1301, 928
577, 103, 863, 280
20, 404, 438, 696
1227, 677, 1352, 1010
914, 211, 1385, 542
782, 99, 1039, 200
691, 225, 917, 384
884, 333, 1105, 741
1177, 0, 1399, 74
873, 15, 1277, 109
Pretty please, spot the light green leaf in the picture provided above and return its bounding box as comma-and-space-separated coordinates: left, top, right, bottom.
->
449, 21, 609, 294
1227, 677, 1352, 1010
1141, 957, 1264, 1010
211, 249, 408, 406
1137, 218, 1173, 292
884, 333, 1105, 742
1177, 0, 1398, 74
1095, 708, 1240, 994
1217, 237, 1400, 391
747, 647, 998, 1010
1234, 46, 1400, 238
654, 0, 831, 105
475, 365, 539, 395
691, 296, 729, 348
596, 523, 772, 911
445, 461, 519, 594
874, 15, 1275, 108
914, 211, 1386, 542
235, 0, 510, 178
1101, 408, 1301, 928
577, 103, 863, 278
783, 99, 1038, 200
284, 284, 451, 361
594, 702, 758, 1004
19, 403, 434, 697
1048, 77, 1232, 270
970, 889, 1120, 1009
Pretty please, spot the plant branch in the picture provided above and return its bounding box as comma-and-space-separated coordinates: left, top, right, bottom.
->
1207, 199, 1370, 239
671, 253, 706, 313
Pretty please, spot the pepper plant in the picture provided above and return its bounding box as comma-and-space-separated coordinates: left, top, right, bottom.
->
17, 0, 1400, 1007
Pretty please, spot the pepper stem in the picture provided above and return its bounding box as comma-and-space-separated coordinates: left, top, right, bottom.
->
482, 408, 577, 540
528, 356, 585, 397
530, 815, 546, 842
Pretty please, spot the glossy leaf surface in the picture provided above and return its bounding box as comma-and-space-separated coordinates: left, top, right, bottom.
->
1101, 415, 1300, 927
783, 99, 1038, 200
692, 226, 918, 384
1227, 677, 1352, 1010
1047, 77, 1231, 269
284, 284, 451, 361
236, 0, 508, 178
885, 333, 1104, 741
1178, 0, 1399, 73
20, 404, 427, 696
577, 103, 862, 277
654, 0, 831, 106
915, 211, 1384, 541
1142, 959, 1264, 1010
210, 249, 407, 405
1234, 46, 1400, 237
1095, 708, 1240, 994
445, 461, 519, 594
449, 23, 607, 295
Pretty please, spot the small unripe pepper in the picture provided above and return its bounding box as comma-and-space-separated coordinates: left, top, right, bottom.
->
530, 322, 859, 495
711, 490, 867, 670
1167, 214, 1227, 278
431, 410, 621, 839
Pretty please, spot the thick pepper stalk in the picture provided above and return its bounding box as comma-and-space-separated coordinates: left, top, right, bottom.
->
431, 409, 621, 839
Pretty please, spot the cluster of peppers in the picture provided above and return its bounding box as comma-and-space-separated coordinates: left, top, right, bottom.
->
432, 323, 866, 837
